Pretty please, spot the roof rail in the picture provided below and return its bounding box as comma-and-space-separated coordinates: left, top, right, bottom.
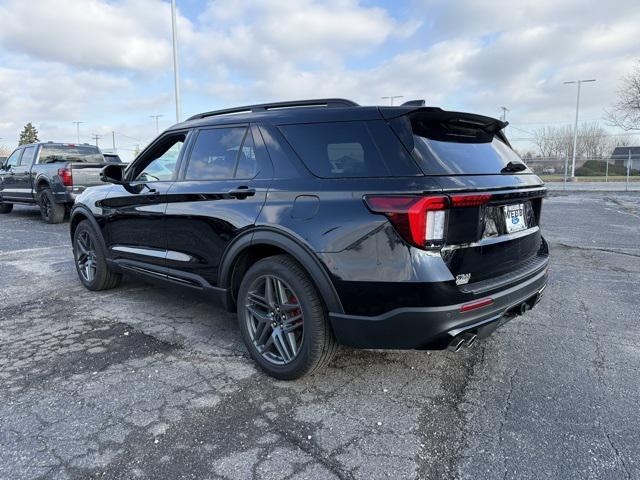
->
187, 98, 359, 121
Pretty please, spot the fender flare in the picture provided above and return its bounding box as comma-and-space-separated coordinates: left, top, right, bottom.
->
219, 227, 344, 314
69, 206, 110, 257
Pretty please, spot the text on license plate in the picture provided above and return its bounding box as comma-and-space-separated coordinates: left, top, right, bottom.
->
503, 203, 527, 233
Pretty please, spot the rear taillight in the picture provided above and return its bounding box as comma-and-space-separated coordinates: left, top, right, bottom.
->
58, 167, 73, 187
364, 195, 448, 248
364, 192, 493, 249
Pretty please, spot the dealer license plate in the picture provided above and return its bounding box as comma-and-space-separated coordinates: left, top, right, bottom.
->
504, 203, 527, 233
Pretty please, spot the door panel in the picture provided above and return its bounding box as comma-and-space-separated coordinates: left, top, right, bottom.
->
1, 149, 24, 201
164, 179, 269, 285
14, 146, 37, 201
98, 130, 191, 274
100, 181, 174, 271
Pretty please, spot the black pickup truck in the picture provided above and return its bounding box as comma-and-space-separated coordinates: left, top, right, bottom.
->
0, 142, 117, 223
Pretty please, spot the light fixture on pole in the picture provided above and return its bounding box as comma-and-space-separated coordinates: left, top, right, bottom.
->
171, 0, 182, 123
381, 95, 404, 106
150, 115, 164, 135
564, 79, 596, 178
72, 121, 84, 143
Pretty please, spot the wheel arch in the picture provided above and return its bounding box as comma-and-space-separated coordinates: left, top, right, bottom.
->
69, 207, 109, 257
219, 227, 344, 315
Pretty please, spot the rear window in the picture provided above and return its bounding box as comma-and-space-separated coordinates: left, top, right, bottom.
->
39, 144, 103, 164
391, 114, 530, 175
279, 120, 419, 178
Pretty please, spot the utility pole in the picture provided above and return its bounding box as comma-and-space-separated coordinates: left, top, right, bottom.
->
381, 95, 404, 106
72, 121, 84, 143
499, 106, 510, 122
91, 134, 102, 147
171, 0, 182, 123
112, 131, 116, 152
564, 79, 596, 179
150, 115, 164, 135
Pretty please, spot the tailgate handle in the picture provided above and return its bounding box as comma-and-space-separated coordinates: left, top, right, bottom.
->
228, 186, 256, 198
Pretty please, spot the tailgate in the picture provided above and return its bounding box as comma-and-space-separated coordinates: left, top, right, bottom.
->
440, 186, 548, 289
69, 163, 105, 188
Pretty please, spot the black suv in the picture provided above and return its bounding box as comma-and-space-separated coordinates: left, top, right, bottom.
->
70, 99, 548, 379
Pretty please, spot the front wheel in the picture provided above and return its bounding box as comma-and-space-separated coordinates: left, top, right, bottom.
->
38, 188, 65, 224
237, 255, 338, 380
73, 221, 121, 291
0, 202, 13, 214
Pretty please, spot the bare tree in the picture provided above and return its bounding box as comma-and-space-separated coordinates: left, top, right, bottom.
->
0, 145, 12, 157
606, 60, 640, 131
532, 122, 619, 160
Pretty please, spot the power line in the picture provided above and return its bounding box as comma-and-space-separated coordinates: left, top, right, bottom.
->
91, 134, 103, 147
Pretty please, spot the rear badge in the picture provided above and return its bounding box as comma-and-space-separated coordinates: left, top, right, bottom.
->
456, 273, 471, 285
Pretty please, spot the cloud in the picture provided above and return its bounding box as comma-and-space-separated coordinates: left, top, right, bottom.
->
0, 0, 187, 71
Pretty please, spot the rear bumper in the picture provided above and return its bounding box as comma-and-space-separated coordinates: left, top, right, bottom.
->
328, 267, 548, 349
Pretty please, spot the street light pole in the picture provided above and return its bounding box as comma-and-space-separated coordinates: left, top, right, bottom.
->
381, 96, 404, 106
564, 79, 595, 178
72, 121, 84, 143
171, 0, 182, 123
150, 115, 164, 135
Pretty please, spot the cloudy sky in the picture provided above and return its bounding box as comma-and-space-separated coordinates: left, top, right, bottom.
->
0, 0, 638, 159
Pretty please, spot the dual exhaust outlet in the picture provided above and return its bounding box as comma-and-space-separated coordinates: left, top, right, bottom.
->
447, 332, 477, 352
447, 298, 535, 352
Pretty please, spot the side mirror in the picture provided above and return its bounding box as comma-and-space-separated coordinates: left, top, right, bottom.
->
100, 164, 126, 184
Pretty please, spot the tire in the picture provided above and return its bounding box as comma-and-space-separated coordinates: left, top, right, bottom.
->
37, 188, 65, 224
237, 254, 338, 380
0, 202, 13, 214
73, 220, 122, 291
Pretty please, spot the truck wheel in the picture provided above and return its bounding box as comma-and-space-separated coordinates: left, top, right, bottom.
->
38, 188, 65, 224
237, 254, 338, 380
73, 220, 122, 291
0, 202, 13, 214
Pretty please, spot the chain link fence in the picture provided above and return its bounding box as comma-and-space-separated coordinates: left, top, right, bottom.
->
524, 156, 640, 184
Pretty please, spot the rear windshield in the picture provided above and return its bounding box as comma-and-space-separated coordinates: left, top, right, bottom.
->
391, 114, 530, 175
279, 120, 420, 178
39, 144, 103, 164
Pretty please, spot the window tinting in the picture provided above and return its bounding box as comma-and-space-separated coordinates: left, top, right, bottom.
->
235, 129, 258, 178
412, 136, 528, 175
185, 127, 248, 180
391, 115, 530, 175
39, 144, 103, 164
279, 121, 419, 178
20, 146, 36, 166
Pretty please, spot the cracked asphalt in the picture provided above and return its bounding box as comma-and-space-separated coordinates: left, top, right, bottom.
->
1, 192, 639, 480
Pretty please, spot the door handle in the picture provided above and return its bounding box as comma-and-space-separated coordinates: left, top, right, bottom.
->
146, 189, 160, 200
228, 186, 256, 198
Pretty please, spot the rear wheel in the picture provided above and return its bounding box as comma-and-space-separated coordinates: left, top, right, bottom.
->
237, 255, 338, 380
73, 220, 121, 291
38, 188, 65, 224
0, 202, 13, 214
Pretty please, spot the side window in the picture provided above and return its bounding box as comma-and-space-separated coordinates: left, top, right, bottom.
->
19, 146, 36, 166
133, 134, 186, 182
279, 121, 393, 178
235, 129, 258, 178
6, 149, 22, 167
184, 127, 247, 180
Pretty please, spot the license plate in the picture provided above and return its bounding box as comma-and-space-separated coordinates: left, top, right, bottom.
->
503, 203, 527, 233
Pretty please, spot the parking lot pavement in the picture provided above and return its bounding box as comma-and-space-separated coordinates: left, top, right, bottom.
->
1, 193, 639, 480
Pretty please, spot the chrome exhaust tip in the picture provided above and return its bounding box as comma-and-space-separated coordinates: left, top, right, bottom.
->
461, 332, 477, 348
447, 336, 466, 353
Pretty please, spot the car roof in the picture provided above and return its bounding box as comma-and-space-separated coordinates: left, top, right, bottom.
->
167, 98, 435, 132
